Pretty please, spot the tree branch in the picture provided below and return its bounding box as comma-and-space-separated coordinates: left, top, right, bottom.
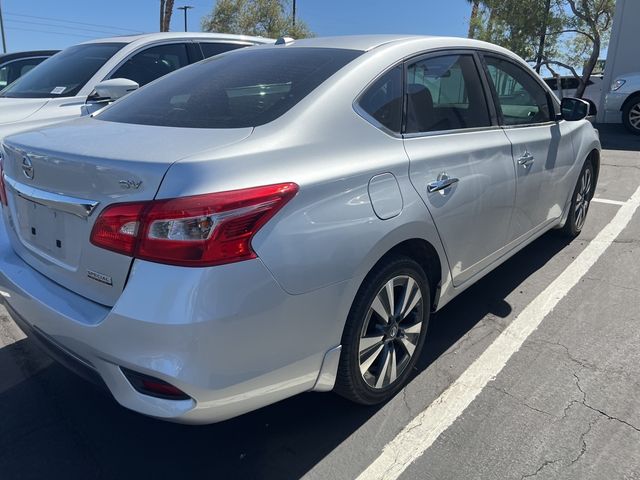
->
546, 29, 595, 42
539, 57, 581, 80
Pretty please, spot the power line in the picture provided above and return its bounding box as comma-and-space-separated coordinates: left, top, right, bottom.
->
5, 18, 137, 37
5, 26, 99, 39
5, 11, 143, 34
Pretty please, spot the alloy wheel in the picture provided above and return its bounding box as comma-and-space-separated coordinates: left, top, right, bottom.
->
358, 275, 423, 389
629, 103, 640, 131
574, 166, 592, 230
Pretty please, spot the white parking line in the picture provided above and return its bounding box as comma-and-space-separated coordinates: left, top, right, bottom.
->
357, 185, 640, 480
592, 197, 626, 206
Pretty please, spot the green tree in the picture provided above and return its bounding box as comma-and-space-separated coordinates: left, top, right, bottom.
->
202, 0, 313, 39
471, 0, 563, 63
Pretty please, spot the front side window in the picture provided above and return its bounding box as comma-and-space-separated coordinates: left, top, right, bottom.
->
405, 54, 491, 134
98, 47, 363, 129
358, 65, 403, 133
0, 43, 125, 98
484, 56, 552, 126
111, 43, 189, 87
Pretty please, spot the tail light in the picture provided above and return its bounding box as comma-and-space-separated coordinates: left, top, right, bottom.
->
0, 152, 8, 207
90, 183, 298, 267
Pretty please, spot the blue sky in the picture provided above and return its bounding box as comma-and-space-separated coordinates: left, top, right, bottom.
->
0, 0, 472, 52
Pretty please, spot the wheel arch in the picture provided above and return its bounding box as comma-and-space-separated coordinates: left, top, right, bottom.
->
358, 237, 444, 312
620, 91, 640, 111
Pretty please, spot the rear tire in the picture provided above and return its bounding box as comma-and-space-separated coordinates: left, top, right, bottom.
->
561, 160, 595, 238
622, 95, 640, 135
335, 255, 430, 405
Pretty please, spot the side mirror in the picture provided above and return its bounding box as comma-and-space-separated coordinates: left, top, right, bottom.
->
560, 97, 590, 121
93, 78, 139, 101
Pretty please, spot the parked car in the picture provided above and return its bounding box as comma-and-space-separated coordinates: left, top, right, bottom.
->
0, 35, 599, 424
0, 50, 59, 89
0, 33, 271, 139
544, 75, 603, 115
603, 72, 640, 134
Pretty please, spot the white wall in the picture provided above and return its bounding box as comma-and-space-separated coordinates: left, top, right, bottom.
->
597, 0, 640, 121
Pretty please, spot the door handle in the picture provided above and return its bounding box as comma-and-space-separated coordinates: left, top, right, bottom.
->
517, 152, 535, 168
427, 176, 459, 193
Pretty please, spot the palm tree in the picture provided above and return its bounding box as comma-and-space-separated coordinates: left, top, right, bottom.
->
467, 0, 480, 38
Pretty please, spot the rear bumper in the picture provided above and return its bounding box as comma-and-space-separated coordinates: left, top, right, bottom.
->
0, 219, 349, 424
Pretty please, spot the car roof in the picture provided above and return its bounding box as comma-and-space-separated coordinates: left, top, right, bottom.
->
81, 32, 273, 46
0, 50, 59, 62
279, 34, 515, 54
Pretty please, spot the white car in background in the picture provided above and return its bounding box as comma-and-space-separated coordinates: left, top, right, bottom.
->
544, 75, 603, 116
604, 73, 640, 134
0, 32, 271, 139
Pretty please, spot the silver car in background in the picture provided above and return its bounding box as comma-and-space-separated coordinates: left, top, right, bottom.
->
0, 35, 599, 424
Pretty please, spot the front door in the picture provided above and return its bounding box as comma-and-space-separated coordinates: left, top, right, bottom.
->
403, 52, 516, 286
482, 54, 572, 241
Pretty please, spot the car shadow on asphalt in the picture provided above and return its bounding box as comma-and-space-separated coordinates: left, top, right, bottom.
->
0, 232, 573, 480
594, 123, 640, 151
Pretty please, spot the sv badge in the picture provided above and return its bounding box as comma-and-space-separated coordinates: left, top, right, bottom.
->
119, 180, 142, 190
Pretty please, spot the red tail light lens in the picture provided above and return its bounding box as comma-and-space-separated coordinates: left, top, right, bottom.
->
90, 183, 298, 267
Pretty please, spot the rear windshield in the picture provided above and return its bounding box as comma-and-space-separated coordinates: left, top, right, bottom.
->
0, 43, 125, 98
97, 47, 363, 129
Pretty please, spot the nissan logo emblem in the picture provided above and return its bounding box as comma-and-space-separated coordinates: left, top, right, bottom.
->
22, 156, 34, 180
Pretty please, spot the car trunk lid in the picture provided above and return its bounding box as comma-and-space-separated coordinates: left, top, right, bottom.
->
1, 118, 253, 306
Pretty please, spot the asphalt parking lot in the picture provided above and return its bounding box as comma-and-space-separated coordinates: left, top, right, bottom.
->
1, 125, 639, 480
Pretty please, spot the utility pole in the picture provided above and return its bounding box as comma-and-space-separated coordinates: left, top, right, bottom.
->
292, 0, 296, 27
0, 0, 7, 54
177, 5, 194, 32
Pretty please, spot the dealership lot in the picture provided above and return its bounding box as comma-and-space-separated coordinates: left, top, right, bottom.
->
1, 125, 639, 479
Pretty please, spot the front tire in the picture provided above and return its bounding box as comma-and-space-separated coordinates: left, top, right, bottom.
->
562, 160, 595, 237
335, 255, 430, 405
622, 95, 640, 135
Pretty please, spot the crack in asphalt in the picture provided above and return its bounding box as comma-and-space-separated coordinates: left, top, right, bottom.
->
520, 458, 562, 479
529, 339, 596, 370
572, 372, 640, 433
487, 384, 554, 418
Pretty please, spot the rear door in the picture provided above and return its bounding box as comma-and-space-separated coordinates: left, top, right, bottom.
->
403, 51, 516, 286
481, 54, 573, 242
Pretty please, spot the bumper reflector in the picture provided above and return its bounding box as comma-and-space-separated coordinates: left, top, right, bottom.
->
121, 367, 191, 401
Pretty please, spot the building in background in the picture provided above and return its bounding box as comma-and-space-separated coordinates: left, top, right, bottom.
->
597, 0, 640, 123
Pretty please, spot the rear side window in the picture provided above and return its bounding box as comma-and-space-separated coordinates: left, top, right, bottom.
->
484, 56, 552, 126
200, 42, 248, 59
358, 65, 403, 133
405, 54, 491, 133
98, 47, 363, 129
111, 43, 190, 87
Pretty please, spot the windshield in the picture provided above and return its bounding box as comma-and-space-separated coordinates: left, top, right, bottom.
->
97, 47, 363, 129
0, 42, 125, 98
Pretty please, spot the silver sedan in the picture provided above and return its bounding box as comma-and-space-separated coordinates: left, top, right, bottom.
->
0, 35, 600, 423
